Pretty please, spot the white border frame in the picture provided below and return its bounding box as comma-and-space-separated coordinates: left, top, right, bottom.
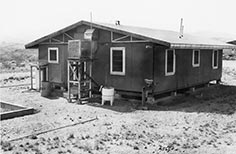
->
212, 50, 218, 69
165, 49, 176, 76
110, 47, 126, 76
192, 50, 200, 67
48, 47, 59, 63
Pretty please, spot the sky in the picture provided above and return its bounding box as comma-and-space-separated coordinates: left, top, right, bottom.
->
0, 0, 235, 43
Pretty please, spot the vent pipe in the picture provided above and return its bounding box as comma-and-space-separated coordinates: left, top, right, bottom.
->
179, 18, 184, 38
90, 12, 93, 29
115, 20, 120, 25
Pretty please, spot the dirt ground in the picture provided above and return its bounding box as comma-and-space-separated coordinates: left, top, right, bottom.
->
0, 60, 236, 154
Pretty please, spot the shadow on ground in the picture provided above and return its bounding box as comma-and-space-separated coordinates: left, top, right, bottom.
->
87, 84, 236, 115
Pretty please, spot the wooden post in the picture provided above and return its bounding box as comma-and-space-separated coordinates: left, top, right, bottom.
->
142, 87, 146, 106
171, 91, 177, 96
38, 67, 41, 91
30, 65, 33, 90
78, 61, 81, 102
67, 60, 71, 102
89, 43, 92, 98
205, 82, 210, 87
191, 87, 195, 92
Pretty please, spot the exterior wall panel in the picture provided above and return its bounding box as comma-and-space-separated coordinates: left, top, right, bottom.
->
154, 47, 222, 94
38, 44, 67, 85
92, 41, 153, 92
153, 46, 177, 93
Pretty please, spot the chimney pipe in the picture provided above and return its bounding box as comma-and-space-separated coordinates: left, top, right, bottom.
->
179, 18, 184, 38
115, 20, 120, 25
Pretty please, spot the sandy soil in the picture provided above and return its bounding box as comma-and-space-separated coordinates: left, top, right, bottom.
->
0, 60, 236, 154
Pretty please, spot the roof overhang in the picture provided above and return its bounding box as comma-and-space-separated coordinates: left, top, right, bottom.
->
25, 21, 84, 49
170, 43, 236, 50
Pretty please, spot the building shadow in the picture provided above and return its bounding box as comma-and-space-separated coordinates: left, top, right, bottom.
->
87, 84, 236, 115
21, 89, 60, 100
87, 98, 137, 113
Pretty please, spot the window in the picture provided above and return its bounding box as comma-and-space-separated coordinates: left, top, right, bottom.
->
212, 50, 218, 69
48, 47, 59, 63
192, 50, 200, 67
165, 49, 176, 76
110, 47, 125, 75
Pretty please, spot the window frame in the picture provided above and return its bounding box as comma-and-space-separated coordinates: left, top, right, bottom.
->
110, 47, 126, 76
48, 47, 59, 63
165, 49, 176, 76
192, 50, 200, 67
212, 50, 219, 69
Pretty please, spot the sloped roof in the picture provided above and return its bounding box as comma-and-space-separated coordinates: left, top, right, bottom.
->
25, 20, 236, 49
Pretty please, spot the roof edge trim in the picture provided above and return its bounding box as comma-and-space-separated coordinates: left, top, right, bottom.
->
170, 43, 236, 49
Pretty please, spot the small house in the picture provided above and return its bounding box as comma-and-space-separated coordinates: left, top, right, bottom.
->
25, 20, 236, 100
224, 40, 236, 60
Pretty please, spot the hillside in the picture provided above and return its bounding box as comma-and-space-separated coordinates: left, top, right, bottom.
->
0, 42, 38, 73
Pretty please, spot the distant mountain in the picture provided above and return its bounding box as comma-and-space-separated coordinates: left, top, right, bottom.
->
0, 42, 26, 55
191, 31, 236, 43
0, 41, 37, 72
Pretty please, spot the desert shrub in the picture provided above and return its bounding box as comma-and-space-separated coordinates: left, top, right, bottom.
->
0, 140, 14, 151
1, 61, 12, 69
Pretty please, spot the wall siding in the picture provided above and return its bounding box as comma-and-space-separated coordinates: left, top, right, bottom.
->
38, 44, 67, 85
92, 42, 153, 92
154, 47, 222, 94
153, 46, 177, 92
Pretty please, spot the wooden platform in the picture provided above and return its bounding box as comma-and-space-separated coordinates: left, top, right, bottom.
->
0, 101, 35, 120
